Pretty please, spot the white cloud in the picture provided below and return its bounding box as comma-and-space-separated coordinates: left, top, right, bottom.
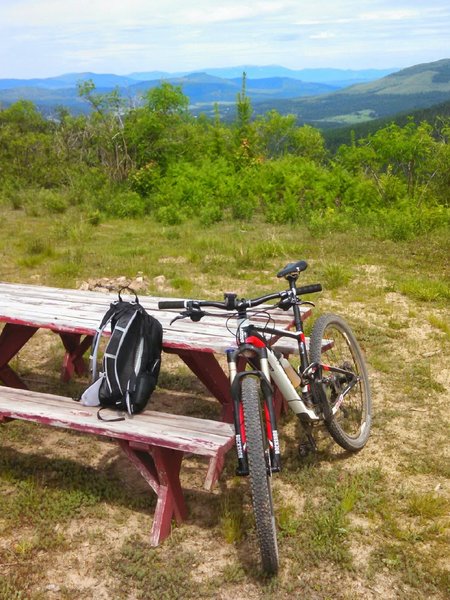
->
0, 0, 449, 77
359, 9, 419, 22
309, 32, 336, 40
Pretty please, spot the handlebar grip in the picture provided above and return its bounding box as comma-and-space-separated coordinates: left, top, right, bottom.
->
158, 300, 188, 310
296, 283, 322, 295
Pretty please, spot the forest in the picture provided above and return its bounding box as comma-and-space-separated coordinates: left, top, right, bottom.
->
1, 79, 449, 242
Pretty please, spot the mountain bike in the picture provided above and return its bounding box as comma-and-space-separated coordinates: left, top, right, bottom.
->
158, 260, 371, 575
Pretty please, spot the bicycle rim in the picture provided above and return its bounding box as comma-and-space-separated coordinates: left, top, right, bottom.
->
241, 376, 279, 574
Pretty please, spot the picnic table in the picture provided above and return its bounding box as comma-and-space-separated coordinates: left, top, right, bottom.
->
0, 280, 311, 544
0, 281, 311, 422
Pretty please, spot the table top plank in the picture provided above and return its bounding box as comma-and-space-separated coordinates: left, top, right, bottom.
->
0, 282, 309, 354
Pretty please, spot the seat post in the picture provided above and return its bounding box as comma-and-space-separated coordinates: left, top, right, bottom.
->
288, 276, 304, 333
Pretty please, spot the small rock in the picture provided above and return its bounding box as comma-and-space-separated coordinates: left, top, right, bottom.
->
153, 275, 166, 290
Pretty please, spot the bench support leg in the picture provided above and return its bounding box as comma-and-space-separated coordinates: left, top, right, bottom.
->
0, 324, 38, 388
118, 440, 188, 546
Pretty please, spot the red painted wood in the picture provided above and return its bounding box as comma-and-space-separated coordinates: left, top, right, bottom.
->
152, 447, 187, 520
118, 440, 161, 495
0, 283, 321, 425
172, 349, 234, 423
59, 333, 93, 381
0, 323, 39, 388
118, 440, 188, 545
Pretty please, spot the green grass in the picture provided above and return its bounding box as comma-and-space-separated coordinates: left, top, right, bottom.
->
406, 492, 449, 519
398, 278, 450, 303
0, 205, 448, 599
428, 314, 450, 338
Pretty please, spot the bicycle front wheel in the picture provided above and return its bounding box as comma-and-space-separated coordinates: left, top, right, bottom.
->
309, 314, 372, 451
241, 376, 279, 575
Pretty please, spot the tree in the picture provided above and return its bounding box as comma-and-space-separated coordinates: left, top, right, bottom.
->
254, 111, 326, 161
144, 82, 189, 115
0, 100, 57, 186
77, 79, 132, 180
124, 83, 197, 171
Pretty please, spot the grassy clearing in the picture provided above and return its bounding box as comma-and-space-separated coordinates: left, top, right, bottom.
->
0, 206, 449, 599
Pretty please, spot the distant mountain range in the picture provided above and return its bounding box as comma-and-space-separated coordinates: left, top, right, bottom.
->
0, 64, 397, 115
1, 60, 449, 128
0, 65, 397, 91
246, 59, 450, 127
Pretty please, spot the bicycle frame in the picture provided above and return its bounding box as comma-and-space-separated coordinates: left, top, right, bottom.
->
226, 309, 317, 476
226, 307, 359, 475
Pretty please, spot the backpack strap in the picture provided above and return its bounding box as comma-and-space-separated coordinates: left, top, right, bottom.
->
118, 287, 139, 304
90, 302, 119, 382
97, 406, 126, 422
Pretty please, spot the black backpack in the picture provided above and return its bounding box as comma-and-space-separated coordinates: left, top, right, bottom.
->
81, 289, 163, 420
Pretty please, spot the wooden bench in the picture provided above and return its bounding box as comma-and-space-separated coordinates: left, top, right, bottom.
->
0, 282, 312, 422
0, 386, 235, 546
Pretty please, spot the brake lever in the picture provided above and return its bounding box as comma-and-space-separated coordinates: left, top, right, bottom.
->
277, 297, 315, 311
170, 311, 189, 325
170, 309, 206, 325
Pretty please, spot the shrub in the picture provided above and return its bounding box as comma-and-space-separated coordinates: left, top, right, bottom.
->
155, 205, 185, 225
130, 161, 161, 196
103, 190, 149, 218
373, 202, 450, 241
39, 189, 68, 214
198, 202, 223, 226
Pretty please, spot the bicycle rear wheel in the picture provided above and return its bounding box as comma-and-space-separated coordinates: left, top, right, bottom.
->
309, 314, 371, 451
241, 376, 279, 574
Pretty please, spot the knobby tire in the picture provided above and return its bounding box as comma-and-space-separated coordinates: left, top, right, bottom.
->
310, 313, 372, 451
241, 376, 279, 575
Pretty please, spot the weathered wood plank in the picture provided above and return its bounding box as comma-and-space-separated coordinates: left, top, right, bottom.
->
0, 282, 305, 328
0, 281, 310, 355
0, 387, 235, 457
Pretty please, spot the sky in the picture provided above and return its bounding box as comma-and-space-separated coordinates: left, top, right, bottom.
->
0, 0, 449, 79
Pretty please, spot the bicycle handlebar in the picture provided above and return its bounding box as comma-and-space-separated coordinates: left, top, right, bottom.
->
296, 284, 322, 296
158, 283, 322, 312
158, 300, 189, 310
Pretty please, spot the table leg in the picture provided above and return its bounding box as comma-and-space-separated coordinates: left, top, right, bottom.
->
59, 333, 93, 382
0, 324, 38, 388
118, 440, 187, 546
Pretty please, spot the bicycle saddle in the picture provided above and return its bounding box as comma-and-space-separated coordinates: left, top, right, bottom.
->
277, 260, 308, 279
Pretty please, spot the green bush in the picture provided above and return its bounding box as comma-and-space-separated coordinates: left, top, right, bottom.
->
130, 161, 161, 196
373, 202, 450, 241
199, 202, 223, 226
39, 189, 68, 214
155, 204, 184, 225
103, 190, 149, 218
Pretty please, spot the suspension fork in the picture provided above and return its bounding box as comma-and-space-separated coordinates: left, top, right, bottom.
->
227, 344, 281, 476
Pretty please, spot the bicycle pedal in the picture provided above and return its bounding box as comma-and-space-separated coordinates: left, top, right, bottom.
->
298, 442, 315, 457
